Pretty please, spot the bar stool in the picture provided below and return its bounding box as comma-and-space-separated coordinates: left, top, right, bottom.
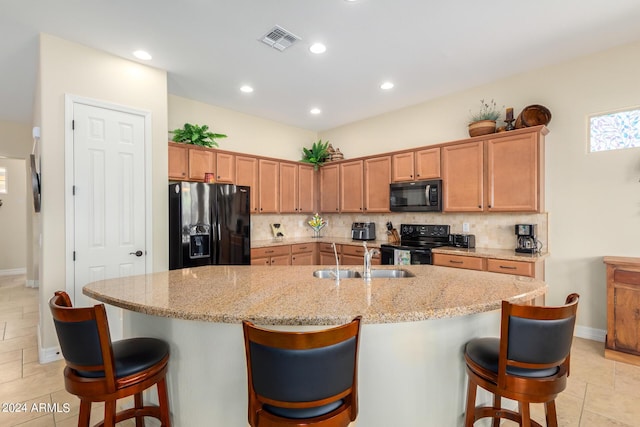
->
464, 293, 579, 427
242, 316, 361, 427
49, 291, 171, 427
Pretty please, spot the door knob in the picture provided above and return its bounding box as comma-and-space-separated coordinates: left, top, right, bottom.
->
130, 250, 143, 257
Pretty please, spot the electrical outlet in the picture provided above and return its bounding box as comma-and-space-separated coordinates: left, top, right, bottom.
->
462, 223, 470, 233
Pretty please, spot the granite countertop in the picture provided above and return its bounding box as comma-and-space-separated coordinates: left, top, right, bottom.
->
84, 264, 546, 326
431, 246, 548, 262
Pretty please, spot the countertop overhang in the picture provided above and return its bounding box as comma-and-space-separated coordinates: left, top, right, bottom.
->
83, 264, 546, 326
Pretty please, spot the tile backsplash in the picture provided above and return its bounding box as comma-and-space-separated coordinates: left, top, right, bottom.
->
251, 212, 549, 252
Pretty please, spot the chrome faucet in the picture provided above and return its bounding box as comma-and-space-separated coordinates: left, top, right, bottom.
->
362, 242, 380, 282
331, 242, 340, 283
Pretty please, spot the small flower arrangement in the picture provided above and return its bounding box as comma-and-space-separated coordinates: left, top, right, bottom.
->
469, 99, 502, 123
308, 213, 326, 237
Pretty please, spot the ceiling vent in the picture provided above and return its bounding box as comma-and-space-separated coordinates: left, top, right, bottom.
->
259, 25, 301, 51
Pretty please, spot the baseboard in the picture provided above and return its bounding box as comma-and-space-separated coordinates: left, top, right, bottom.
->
26, 279, 39, 288
0, 267, 26, 276
37, 325, 63, 364
575, 325, 606, 342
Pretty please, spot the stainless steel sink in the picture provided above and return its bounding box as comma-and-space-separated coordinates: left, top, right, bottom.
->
313, 269, 361, 279
367, 269, 415, 278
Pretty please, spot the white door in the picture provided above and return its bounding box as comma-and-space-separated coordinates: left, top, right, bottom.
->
72, 102, 147, 340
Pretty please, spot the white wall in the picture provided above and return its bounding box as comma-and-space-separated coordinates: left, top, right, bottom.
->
37, 34, 168, 351
320, 40, 640, 333
0, 158, 27, 271
169, 94, 317, 161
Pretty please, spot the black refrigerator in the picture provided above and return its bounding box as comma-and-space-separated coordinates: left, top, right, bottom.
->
169, 182, 251, 270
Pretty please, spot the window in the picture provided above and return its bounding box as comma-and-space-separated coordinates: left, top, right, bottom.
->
0, 167, 6, 193
590, 108, 640, 152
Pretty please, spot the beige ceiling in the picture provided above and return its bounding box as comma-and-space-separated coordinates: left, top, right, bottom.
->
1, 0, 640, 131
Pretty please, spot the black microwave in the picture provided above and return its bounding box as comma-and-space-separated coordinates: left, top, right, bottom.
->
389, 179, 442, 212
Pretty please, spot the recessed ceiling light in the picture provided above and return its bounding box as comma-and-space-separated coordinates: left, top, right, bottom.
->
309, 43, 327, 54
240, 85, 254, 93
310, 108, 322, 115
380, 81, 394, 90
133, 50, 152, 60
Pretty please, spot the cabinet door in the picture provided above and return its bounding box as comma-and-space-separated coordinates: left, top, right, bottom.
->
168, 143, 188, 180
236, 155, 259, 214
297, 164, 316, 214
486, 132, 539, 212
279, 162, 298, 213
258, 159, 279, 213
364, 156, 391, 213
251, 257, 270, 266
442, 141, 483, 212
340, 160, 364, 213
320, 252, 340, 266
320, 163, 340, 213
291, 252, 314, 265
415, 147, 441, 179
216, 152, 235, 183
342, 254, 362, 266
391, 152, 415, 182
188, 148, 215, 181
270, 254, 291, 266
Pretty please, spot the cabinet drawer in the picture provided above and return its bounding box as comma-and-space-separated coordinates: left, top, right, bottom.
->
291, 243, 314, 254
319, 243, 341, 253
433, 253, 484, 271
342, 244, 381, 258
251, 245, 291, 258
486, 259, 534, 277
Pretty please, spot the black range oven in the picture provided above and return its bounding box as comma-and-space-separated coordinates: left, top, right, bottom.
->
380, 224, 450, 265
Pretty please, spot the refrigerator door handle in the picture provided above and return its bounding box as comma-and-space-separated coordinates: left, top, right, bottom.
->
218, 223, 221, 241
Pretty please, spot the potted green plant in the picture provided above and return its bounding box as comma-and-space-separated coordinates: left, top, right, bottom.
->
170, 123, 227, 148
468, 99, 501, 137
301, 139, 330, 170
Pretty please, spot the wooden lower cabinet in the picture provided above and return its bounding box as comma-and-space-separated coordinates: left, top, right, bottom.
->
433, 253, 541, 279
319, 243, 341, 266
291, 243, 316, 265
251, 246, 291, 266
604, 256, 640, 365
433, 253, 484, 271
342, 244, 381, 266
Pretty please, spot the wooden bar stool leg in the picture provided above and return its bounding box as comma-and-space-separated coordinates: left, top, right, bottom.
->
134, 392, 145, 427
491, 394, 501, 427
104, 400, 117, 426
464, 378, 477, 427
78, 400, 91, 427
545, 400, 558, 427
157, 377, 172, 427
520, 401, 532, 427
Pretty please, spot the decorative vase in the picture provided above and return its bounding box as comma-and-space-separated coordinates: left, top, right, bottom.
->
310, 224, 325, 238
468, 120, 497, 137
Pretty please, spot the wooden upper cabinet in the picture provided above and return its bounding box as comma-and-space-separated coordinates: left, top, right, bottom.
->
364, 156, 391, 213
442, 141, 484, 212
392, 152, 415, 182
297, 164, 315, 214
340, 160, 364, 213
258, 159, 279, 213
188, 147, 215, 181
320, 163, 340, 213
236, 155, 259, 213
216, 152, 235, 183
486, 132, 540, 212
279, 162, 298, 213
168, 143, 188, 180
415, 148, 441, 180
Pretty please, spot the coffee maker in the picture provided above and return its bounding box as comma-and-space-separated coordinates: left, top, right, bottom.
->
515, 224, 538, 254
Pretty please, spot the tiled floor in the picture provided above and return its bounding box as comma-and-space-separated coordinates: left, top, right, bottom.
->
1, 273, 640, 426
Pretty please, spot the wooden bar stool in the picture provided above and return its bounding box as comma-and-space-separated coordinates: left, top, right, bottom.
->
49, 291, 171, 427
242, 316, 361, 427
464, 293, 579, 427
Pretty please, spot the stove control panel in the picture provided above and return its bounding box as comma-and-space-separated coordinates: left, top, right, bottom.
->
400, 224, 450, 238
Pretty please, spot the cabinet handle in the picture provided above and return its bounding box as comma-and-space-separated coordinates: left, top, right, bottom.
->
265, 250, 274, 254
478, 205, 482, 208
416, 174, 420, 177
299, 246, 307, 250
499, 265, 517, 270
449, 260, 464, 264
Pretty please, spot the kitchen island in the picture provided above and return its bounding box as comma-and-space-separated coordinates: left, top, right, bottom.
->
84, 264, 546, 426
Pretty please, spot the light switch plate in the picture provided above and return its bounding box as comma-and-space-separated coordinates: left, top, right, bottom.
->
462, 223, 469, 233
